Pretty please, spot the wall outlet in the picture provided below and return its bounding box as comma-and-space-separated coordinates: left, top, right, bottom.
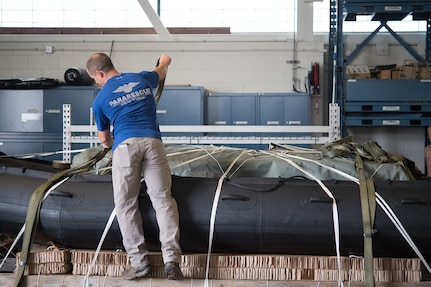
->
45, 46, 53, 54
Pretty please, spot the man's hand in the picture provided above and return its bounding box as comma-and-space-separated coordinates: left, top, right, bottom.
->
154, 53, 171, 80
98, 130, 113, 149
158, 53, 171, 67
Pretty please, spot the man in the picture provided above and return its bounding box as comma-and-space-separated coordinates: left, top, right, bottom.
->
86, 53, 183, 280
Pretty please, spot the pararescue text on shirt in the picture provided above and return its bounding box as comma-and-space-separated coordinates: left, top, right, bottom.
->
109, 88, 152, 107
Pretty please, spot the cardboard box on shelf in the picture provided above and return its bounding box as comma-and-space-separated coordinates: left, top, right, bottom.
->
418, 62, 430, 79
400, 61, 418, 79
346, 65, 370, 79
371, 64, 396, 80
391, 69, 401, 79
376, 69, 392, 79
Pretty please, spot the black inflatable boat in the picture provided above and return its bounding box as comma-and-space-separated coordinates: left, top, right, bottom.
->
0, 143, 430, 260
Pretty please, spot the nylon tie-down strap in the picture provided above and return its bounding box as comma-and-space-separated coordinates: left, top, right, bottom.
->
355, 154, 376, 287
154, 57, 166, 105
321, 137, 378, 287
13, 148, 110, 287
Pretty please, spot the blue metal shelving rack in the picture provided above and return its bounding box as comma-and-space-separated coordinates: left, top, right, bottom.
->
328, 0, 431, 129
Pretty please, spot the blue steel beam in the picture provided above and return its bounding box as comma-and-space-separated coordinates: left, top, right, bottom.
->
346, 21, 425, 63
345, 22, 385, 64
382, 22, 425, 62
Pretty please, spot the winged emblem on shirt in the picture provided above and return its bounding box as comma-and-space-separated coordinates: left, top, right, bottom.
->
113, 82, 140, 93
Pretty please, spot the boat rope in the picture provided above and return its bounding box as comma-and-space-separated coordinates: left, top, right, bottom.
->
280, 152, 431, 275
374, 192, 431, 275
153, 57, 165, 105
0, 148, 87, 160
82, 208, 117, 287
266, 152, 344, 287
13, 147, 110, 287
0, 177, 69, 271
368, 163, 387, 180
204, 150, 249, 287
169, 146, 226, 175
227, 153, 267, 178
167, 144, 242, 158
0, 226, 24, 270
79, 166, 112, 175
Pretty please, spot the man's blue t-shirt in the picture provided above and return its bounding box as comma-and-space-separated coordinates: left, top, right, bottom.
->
92, 71, 161, 150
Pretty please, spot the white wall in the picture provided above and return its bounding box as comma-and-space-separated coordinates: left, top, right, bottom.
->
0, 34, 324, 94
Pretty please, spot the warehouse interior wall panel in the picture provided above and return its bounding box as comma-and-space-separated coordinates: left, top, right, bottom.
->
0, 35, 324, 95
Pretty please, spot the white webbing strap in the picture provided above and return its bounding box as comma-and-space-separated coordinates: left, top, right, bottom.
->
268, 152, 344, 287
169, 146, 225, 173
204, 150, 248, 287
0, 177, 70, 271
374, 193, 431, 275
82, 208, 116, 287
0, 149, 87, 160
281, 152, 431, 276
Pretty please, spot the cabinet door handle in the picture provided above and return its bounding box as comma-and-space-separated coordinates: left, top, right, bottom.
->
45, 109, 61, 114
287, 120, 301, 125
266, 121, 279, 125
214, 121, 227, 125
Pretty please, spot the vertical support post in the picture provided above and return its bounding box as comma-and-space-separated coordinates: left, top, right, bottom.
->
63, 104, 72, 163
328, 0, 345, 137
329, 103, 340, 142
327, 0, 337, 106
89, 107, 97, 148
427, 18, 431, 63
335, 0, 345, 136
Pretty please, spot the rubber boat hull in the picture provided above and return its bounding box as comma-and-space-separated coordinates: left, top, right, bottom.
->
1, 164, 431, 259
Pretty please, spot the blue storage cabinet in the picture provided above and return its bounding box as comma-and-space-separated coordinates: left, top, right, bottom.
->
259, 95, 284, 127
44, 86, 97, 133
44, 86, 97, 160
284, 94, 310, 125
0, 90, 44, 133
156, 86, 205, 136
0, 86, 97, 160
258, 93, 310, 137
206, 95, 230, 127
206, 93, 257, 136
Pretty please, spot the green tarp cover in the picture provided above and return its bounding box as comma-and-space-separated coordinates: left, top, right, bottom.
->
72, 143, 421, 181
